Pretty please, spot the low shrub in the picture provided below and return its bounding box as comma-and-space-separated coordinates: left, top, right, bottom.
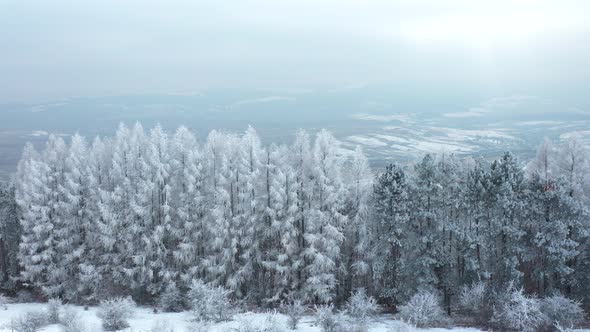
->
397, 290, 446, 328
282, 300, 305, 330
458, 282, 486, 313
344, 288, 378, 324
188, 279, 233, 322
387, 321, 416, 332
188, 320, 211, 332
15, 290, 35, 303
96, 296, 136, 331
47, 298, 62, 324
0, 294, 9, 310
230, 312, 286, 332
315, 304, 338, 332
158, 282, 185, 312
149, 320, 174, 332
491, 285, 546, 332
8, 311, 48, 332
262, 312, 285, 332
540, 294, 585, 331
60, 306, 84, 332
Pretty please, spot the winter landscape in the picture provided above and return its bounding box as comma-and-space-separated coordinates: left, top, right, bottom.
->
1, 1, 590, 332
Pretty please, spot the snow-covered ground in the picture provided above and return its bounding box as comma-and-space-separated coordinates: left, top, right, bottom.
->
2, 303, 589, 332
0, 303, 487, 332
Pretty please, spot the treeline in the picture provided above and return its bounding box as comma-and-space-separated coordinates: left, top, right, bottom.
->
1, 124, 589, 311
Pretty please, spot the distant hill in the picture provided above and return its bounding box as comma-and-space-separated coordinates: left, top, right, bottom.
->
1, 87, 588, 179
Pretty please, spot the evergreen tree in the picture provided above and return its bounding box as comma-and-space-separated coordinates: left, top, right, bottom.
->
303, 130, 346, 303
371, 163, 409, 304
0, 181, 20, 288
341, 146, 372, 298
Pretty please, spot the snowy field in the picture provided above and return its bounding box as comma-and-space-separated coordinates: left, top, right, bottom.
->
0, 303, 490, 332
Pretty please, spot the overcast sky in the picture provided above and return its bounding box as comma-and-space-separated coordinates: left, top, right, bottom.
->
1, 0, 589, 102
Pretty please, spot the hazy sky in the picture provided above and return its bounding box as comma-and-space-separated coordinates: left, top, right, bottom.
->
1, 0, 589, 102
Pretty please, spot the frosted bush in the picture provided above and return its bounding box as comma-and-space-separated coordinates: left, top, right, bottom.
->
60, 307, 84, 332
315, 304, 350, 332
230, 319, 257, 332
282, 300, 305, 330
388, 321, 416, 332
188, 279, 233, 322
188, 320, 211, 332
158, 282, 185, 312
263, 312, 286, 332
47, 298, 62, 324
0, 294, 8, 310
540, 294, 584, 331
149, 320, 174, 332
8, 311, 48, 332
336, 320, 370, 332
458, 281, 486, 314
491, 286, 546, 332
397, 290, 446, 328
554, 322, 576, 332
230, 313, 285, 332
344, 288, 378, 324
15, 290, 35, 303
97, 296, 136, 331
315, 304, 338, 332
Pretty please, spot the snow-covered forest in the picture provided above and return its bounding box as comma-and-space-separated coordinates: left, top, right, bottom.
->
1, 123, 590, 330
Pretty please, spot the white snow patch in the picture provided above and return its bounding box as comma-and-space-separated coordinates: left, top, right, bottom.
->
429, 127, 515, 140
372, 134, 414, 144
517, 120, 565, 126
560, 130, 590, 141
30, 130, 49, 137
29, 102, 69, 113
413, 140, 474, 153
0, 303, 494, 332
347, 135, 388, 147
443, 107, 488, 118
232, 96, 296, 108
351, 113, 412, 122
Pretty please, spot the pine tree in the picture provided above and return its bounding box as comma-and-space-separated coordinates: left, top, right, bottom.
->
0, 181, 20, 287
79, 136, 111, 302
487, 152, 525, 288
56, 134, 90, 301
371, 163, 409, 304
303, 129, 346, 303
406, 154, 441, 295
341, 146, 372, 299
145, 124, 173, 294
258, 144, 298, 303
170, 127, 207, 287
461, 159, 488, 283
236, 126, 265, 300
289, 129, 313, 299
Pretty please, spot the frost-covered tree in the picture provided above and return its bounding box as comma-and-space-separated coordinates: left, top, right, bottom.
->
406, 154, 441, 295
145, 124, 173, 294
170, 127, 207, 287
17, 139, 60, 296
341, 146, 372, 298
371, 163, 409, 304
258, 144, 299, 303
289, 129, 314, 299
54, 134, 91, 301
487, 152, 526, 288
0, 181, 20, 287
303, 130, 346, 303
9, 123, 590, 311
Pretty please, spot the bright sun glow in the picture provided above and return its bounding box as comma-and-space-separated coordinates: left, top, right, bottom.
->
401, 10, 571, 48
